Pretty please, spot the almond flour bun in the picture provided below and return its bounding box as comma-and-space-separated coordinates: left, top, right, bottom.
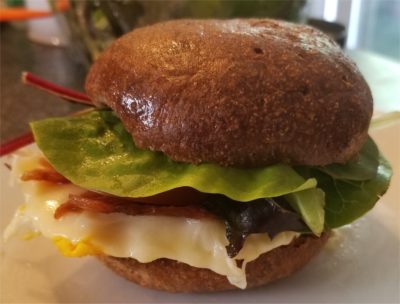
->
99, 233, 329, 292
85, 18, 372, 167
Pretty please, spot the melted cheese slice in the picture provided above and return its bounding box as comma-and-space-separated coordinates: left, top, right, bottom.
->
4, 148, 298, 289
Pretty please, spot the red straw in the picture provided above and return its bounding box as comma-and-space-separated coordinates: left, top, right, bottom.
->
21, 72, 93, 105
0, 132, 35, 157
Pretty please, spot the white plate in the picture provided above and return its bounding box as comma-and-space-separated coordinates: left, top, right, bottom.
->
0, 124, 399, 304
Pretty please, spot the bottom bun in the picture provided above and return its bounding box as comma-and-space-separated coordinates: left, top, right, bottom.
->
98, 233, 329, 292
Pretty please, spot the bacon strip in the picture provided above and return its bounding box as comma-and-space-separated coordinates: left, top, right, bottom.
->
54, 202, 81, 219
54, 191, 215, 220
20, 158, 70, 184
22, 159, 214, 219
21, 168, 70, 184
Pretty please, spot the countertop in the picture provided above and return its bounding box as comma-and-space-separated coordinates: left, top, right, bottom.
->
0, 22, 88, 143
1, 23, 399, 144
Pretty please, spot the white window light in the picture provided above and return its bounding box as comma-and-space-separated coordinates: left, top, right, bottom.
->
323, 0, 339, 22
347, 0, 362, 49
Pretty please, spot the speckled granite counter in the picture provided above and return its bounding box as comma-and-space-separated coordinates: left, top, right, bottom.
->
0, 23, 88, 143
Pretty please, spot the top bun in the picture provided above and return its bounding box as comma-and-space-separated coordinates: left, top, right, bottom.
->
85, 19, 372, 167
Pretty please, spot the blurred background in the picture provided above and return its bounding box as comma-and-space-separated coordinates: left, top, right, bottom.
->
1, 0, 399, 143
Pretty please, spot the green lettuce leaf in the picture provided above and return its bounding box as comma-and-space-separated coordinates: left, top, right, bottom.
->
296, 147, 392, 229
317, 155, 392, 228
30, 110, 391, 233
30, 110, 316, 202
285, 188, 325, 235
318, 137, 379, 181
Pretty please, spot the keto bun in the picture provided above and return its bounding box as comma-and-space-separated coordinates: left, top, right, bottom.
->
99, 233, 329, 292
85, 18, 373, 167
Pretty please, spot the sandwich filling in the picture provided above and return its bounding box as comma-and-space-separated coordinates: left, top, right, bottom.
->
4, 109, 391, 289
6, 148, 298, 289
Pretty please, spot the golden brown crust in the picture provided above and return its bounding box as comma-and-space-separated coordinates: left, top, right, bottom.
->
98, 233, 329, 292
85, 19, 372, 167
